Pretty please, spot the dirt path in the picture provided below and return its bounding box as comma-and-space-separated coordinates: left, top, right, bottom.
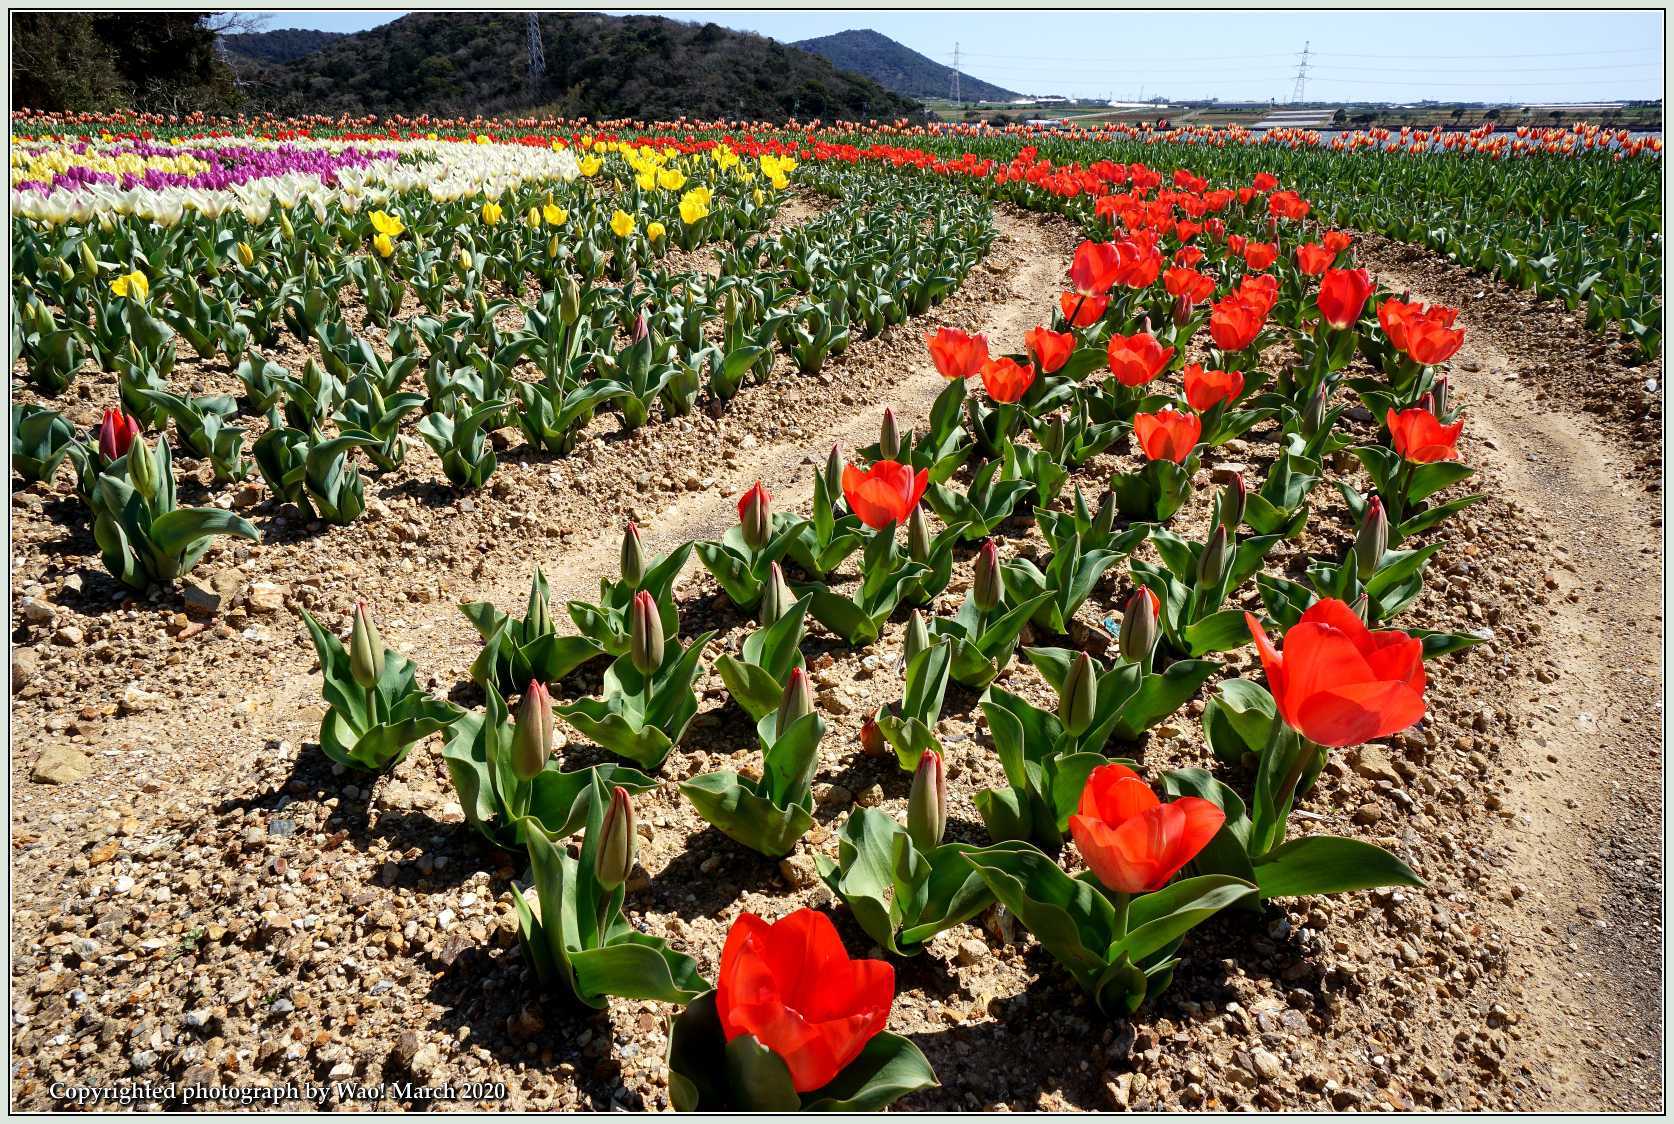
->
1367, 256, 1664, 1111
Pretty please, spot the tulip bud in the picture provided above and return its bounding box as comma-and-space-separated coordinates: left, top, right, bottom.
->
775, 666, 813, 735
629, 590, 664, 676
235, 241, 255, 268
1355, 496, 1388, 578
1216, 473, 1246, 532
1171, 293, 1191, 327
511, 681, 554, 781
632, 307, 649, 343
903, 609, 931, 664
1433, 374, 1452, 419
1302, 384, 1327, 438
879, 408, 900, 460
907, 505, 932, 563
559, 274, 581, 324
620, 521, 646, 586
1118, 588, 1159, 665
973, 539, 1003, 613
1197, 524, 1230, 587
739, 481, 771, 551
547, 233, 561, 260
858, 709, 887, 757
1092, 490, 1117, 537
277, 209, 294, 241
907, 748, 947, 852
1059, 651, 1099, 737
760, 561, 793, 627
824, 443, 844, 499
594, 784, 636, 892
126, 430, 158, 501
78, 241, 98, 279
524, 575, 551, 637
349, 600, 384, 689
1041, 415, 1066, 458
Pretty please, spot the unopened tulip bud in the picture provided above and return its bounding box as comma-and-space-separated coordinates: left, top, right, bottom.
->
1217, 473, 1247, 532
824, 443, 843, 499
1302, 384, 1327, 438
1197, 524, 1230, 587
629, 590, 663, 676
235, 241, 255, 268
1060, 651, 1099, 737
973, 539, 1004, 613
879, 408, 900, 460
775, 666, 813, 735
78, 241, 98, 278
349, 600, 384, 689
1355, 496, 1388, 578
558, 274, 581, 324
904, 609, 931, 664
1433, 374, 1452, 419
739, 481, 771, 550
547, 234, 560, 261
907, 506, 931, 563
1093, 490, 1117, 537
1041, 415, 1066, 458
511, 681, 554, 781
98, 407, 138, 462
1118, 588, 1159, 665
632, 308, 649, 343
858, 709, 887, 757
907, 748, 947, 852
277, 209, 295, 240
594, 784, 636, 892
620, 522, 646, 586
760, 561, 793, 626
126, 430, 158, 500
1171, 293, 1191, 327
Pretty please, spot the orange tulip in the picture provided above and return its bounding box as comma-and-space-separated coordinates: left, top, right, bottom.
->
1024, 325, 1075, 374
1133, 408, 1201, 463
1243, 241, 1278, 271
925, 326, 989, 380
1070, 763, 1225, 894
1386, 407, 1464, 463
1105, 330, 1174, 388
1245, 599, 1425, 748
841, 459, 929, 529
1209, 296, 1264, 352
1163, 266, 1215, 304
980, 356, 1036, 404
1316, 268, 1374, 330
1059, 290, 1108, 327
1068, 240, 1121, 295
1183, 364, 1245, 411
1294, 242, 1333, 276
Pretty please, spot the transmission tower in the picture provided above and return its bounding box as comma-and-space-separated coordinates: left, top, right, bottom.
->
951, 42, 961, 108
1290, 41, 1310, 104
527, 13, 547, 93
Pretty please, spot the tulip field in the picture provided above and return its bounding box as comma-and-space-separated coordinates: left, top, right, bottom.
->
8, 112, 1663, 1112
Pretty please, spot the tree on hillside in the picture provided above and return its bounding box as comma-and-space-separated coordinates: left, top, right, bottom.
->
11, 12, 238, 112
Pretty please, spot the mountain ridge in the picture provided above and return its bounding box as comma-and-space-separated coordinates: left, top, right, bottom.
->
793, 28, 1019, 103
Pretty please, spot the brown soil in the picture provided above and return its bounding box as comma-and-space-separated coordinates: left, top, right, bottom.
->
7, 203, 1663, 1112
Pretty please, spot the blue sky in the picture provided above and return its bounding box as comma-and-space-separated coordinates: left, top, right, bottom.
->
245, 9, 1663, 103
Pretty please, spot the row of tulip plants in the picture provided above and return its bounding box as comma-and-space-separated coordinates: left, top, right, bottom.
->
287, 158, 1481, 1104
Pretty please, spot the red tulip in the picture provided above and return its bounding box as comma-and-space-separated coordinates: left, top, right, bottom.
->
1322, 230, 1353, 255
1068, 240, 1120, 295
1294, 242, 1333, 276
980, 356, 1036, 404
1133, 408, 1201, 463
1070, 763, 1225, 894
1386, 407, 1464, 463
1024, 325, 1075, 374
717, 908, 894, 1092
1237, 273, 1280, 317
841, 459, 929, 529
1163, 267, 1215, 304
1251, 172, 1279, 192
1173, 245, 1205, 268
1059, 291, 1108, 327
738, 481, 771, 549
1244, 599, 1426, 748
98, 407, 141, 461
1105, 330, 1174, 388
1209, 296, 1264, 352
1243, 241, 1278, 271
925, 326, 989, 380
1316, 268, 1374, 330
1183, 365, 1245, 412
1400, 308, 1465, 365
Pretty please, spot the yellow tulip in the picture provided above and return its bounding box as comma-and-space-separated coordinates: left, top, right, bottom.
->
657, 168, 686, 191
525, 207, 542, 228
373, 233, 395, 258
647, 221, 666, 242
481, 201, 503, 225
370, 210, 404, 237
610, 210, 635, 238
770, 174, 789, 191
109, 270, 148, 300
580, 155, 603, 177
234, 241, 254, 268
679, 196, 709, 224
543, 203, 567, 225
636, 170, 656, 192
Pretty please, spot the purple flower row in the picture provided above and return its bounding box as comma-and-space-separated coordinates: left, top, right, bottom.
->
13, 143, 401, 196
